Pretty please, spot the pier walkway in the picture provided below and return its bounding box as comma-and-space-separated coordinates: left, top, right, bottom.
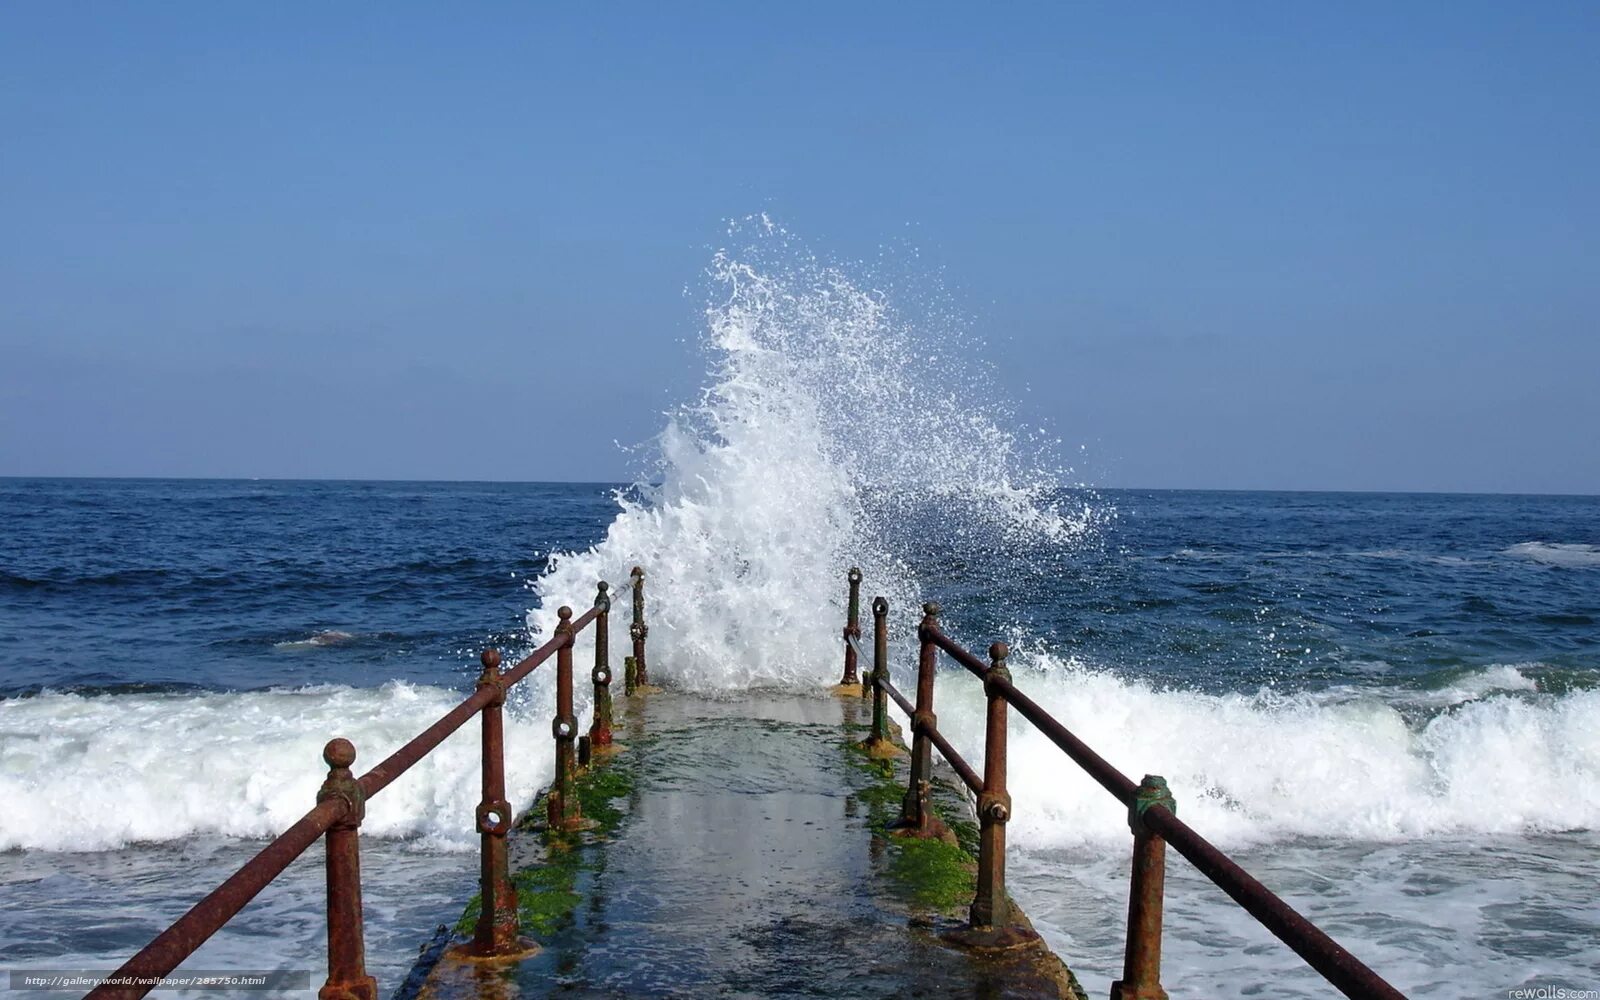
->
91, 568, 1407, 1000
411, 691, 1080, 999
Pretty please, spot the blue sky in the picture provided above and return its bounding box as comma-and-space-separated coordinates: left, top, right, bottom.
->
2, 3, 1595, 492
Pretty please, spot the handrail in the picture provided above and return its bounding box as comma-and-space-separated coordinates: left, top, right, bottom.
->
879, 672, 983, 794
841, 567, 1407, 1000
89, 572, 648, 1000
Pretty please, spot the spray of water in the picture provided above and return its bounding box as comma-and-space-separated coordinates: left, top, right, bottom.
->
529, 217, 1103, 689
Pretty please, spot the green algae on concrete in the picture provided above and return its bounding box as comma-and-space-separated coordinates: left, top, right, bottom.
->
410, 690, 1086, 1000
448, 736, 639, 941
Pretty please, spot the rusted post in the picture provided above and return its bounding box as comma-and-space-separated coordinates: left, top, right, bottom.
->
589, 581, 613, 747
317, 739, 377, 1000
629, 566, 649, 687
868, 597, 891, 746
1111, 776, 1175, 1000
971, 642, 1013, 930
841, 567, 862, 686
624, 654, 638, 696
547, 606, 583, 830
899, 602, 940, 834
471, 650, 517, 956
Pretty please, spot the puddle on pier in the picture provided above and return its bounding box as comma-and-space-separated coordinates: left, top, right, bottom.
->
417, 691, 1080, 999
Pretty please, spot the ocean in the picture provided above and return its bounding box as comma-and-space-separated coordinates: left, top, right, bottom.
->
3, 234, 1597, 996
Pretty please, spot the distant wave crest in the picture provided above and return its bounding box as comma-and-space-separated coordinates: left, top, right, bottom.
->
1503, 542, 1600, 567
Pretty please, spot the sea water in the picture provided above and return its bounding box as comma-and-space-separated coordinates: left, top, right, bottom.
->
3, 226, 1597, 996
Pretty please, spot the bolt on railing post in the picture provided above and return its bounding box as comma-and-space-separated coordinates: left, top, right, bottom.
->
1111, 775, 1175, 1000
841, 567, 862, 686
971, 642, 1014, 931
868, 597, 891, 745
548, 606, 583, 830
589, 581, 614, 748
899, 602, 940, 835
629, 566, 649, 687
317, 738, 377, 1000
471, 650, 517, 956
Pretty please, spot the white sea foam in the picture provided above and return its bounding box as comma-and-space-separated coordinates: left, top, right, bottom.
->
927, 657, 1600, 848
1504, 541, 1600, 567
0, 682, 557, 852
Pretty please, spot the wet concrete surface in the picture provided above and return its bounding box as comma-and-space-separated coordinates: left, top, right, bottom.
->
414, 691, 1081, 999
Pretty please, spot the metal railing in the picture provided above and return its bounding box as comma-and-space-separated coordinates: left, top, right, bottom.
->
841, 567, 1408, 1000
86, 568, 652, 1000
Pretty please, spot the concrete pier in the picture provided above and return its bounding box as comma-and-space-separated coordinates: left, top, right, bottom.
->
407, 691, 1084, 999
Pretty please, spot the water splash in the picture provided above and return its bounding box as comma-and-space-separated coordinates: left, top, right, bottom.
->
530, 219, 1105, 689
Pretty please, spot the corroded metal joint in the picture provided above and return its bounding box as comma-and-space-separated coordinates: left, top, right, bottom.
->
911, 709, 937, 736
594, 580, 611, 612
317, 739, 366, 829
983, 663, 1012, 696
592, 664, 611, 687
475, 672, 507, 707
476, 798, 512, 836
872, 596, 888, 616
843, 623, 861, 640
1129, 774, 1176, 837
475, 649, 506, 705
552, 714, 578, 740
847, 566, 862, 584
978, 789, 1012, 825
630, 621, 648, 641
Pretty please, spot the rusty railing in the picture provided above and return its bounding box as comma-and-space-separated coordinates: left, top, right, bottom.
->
86, 569, 651, 1000
843, 567, 1407, 1000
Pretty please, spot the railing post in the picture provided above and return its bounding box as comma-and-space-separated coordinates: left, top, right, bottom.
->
317, 739, 376, 1000
899, 602, 940, 835
471, 650, 518, 956
840, 566, 862, 686
1111, 776, 1175, 1000
589, 581, 614, 748
624, 654, 638, 696
629, 566, 649, 687
548, 606, 583, 831
971, 642, 1014, 931
868, 596, 891, 746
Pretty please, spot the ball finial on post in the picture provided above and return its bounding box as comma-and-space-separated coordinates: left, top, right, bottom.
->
480, 648, 501, 672
324, 738, 357, 771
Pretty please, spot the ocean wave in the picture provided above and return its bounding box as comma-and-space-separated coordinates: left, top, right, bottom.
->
526, 220, 1104, 690
0, 681, 562, 853
1503, 542, 1600, 567
923, 655, 1600, 848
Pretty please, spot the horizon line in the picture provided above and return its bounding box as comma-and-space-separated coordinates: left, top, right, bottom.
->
2, 474, 1596, 499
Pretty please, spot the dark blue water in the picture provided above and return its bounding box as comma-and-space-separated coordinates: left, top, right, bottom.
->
5, 479, 1594, 699
0, 479, 622, 697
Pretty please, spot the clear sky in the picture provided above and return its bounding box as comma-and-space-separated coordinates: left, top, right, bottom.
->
2, 3, 1595, 492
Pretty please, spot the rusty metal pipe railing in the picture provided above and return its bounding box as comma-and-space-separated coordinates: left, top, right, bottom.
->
889, 592, 1405, 1000
96, 576, 629, 1000
629, 566, 649, 687
1137, 805, 1403, 1000
85, 798, 348, 1000
472, 650, 517, 956
872, 667, 983, 794
840, 567, 862, 686
866, 597, 891, 746
963, 645, 1141, 804
589, 582, 614, 748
